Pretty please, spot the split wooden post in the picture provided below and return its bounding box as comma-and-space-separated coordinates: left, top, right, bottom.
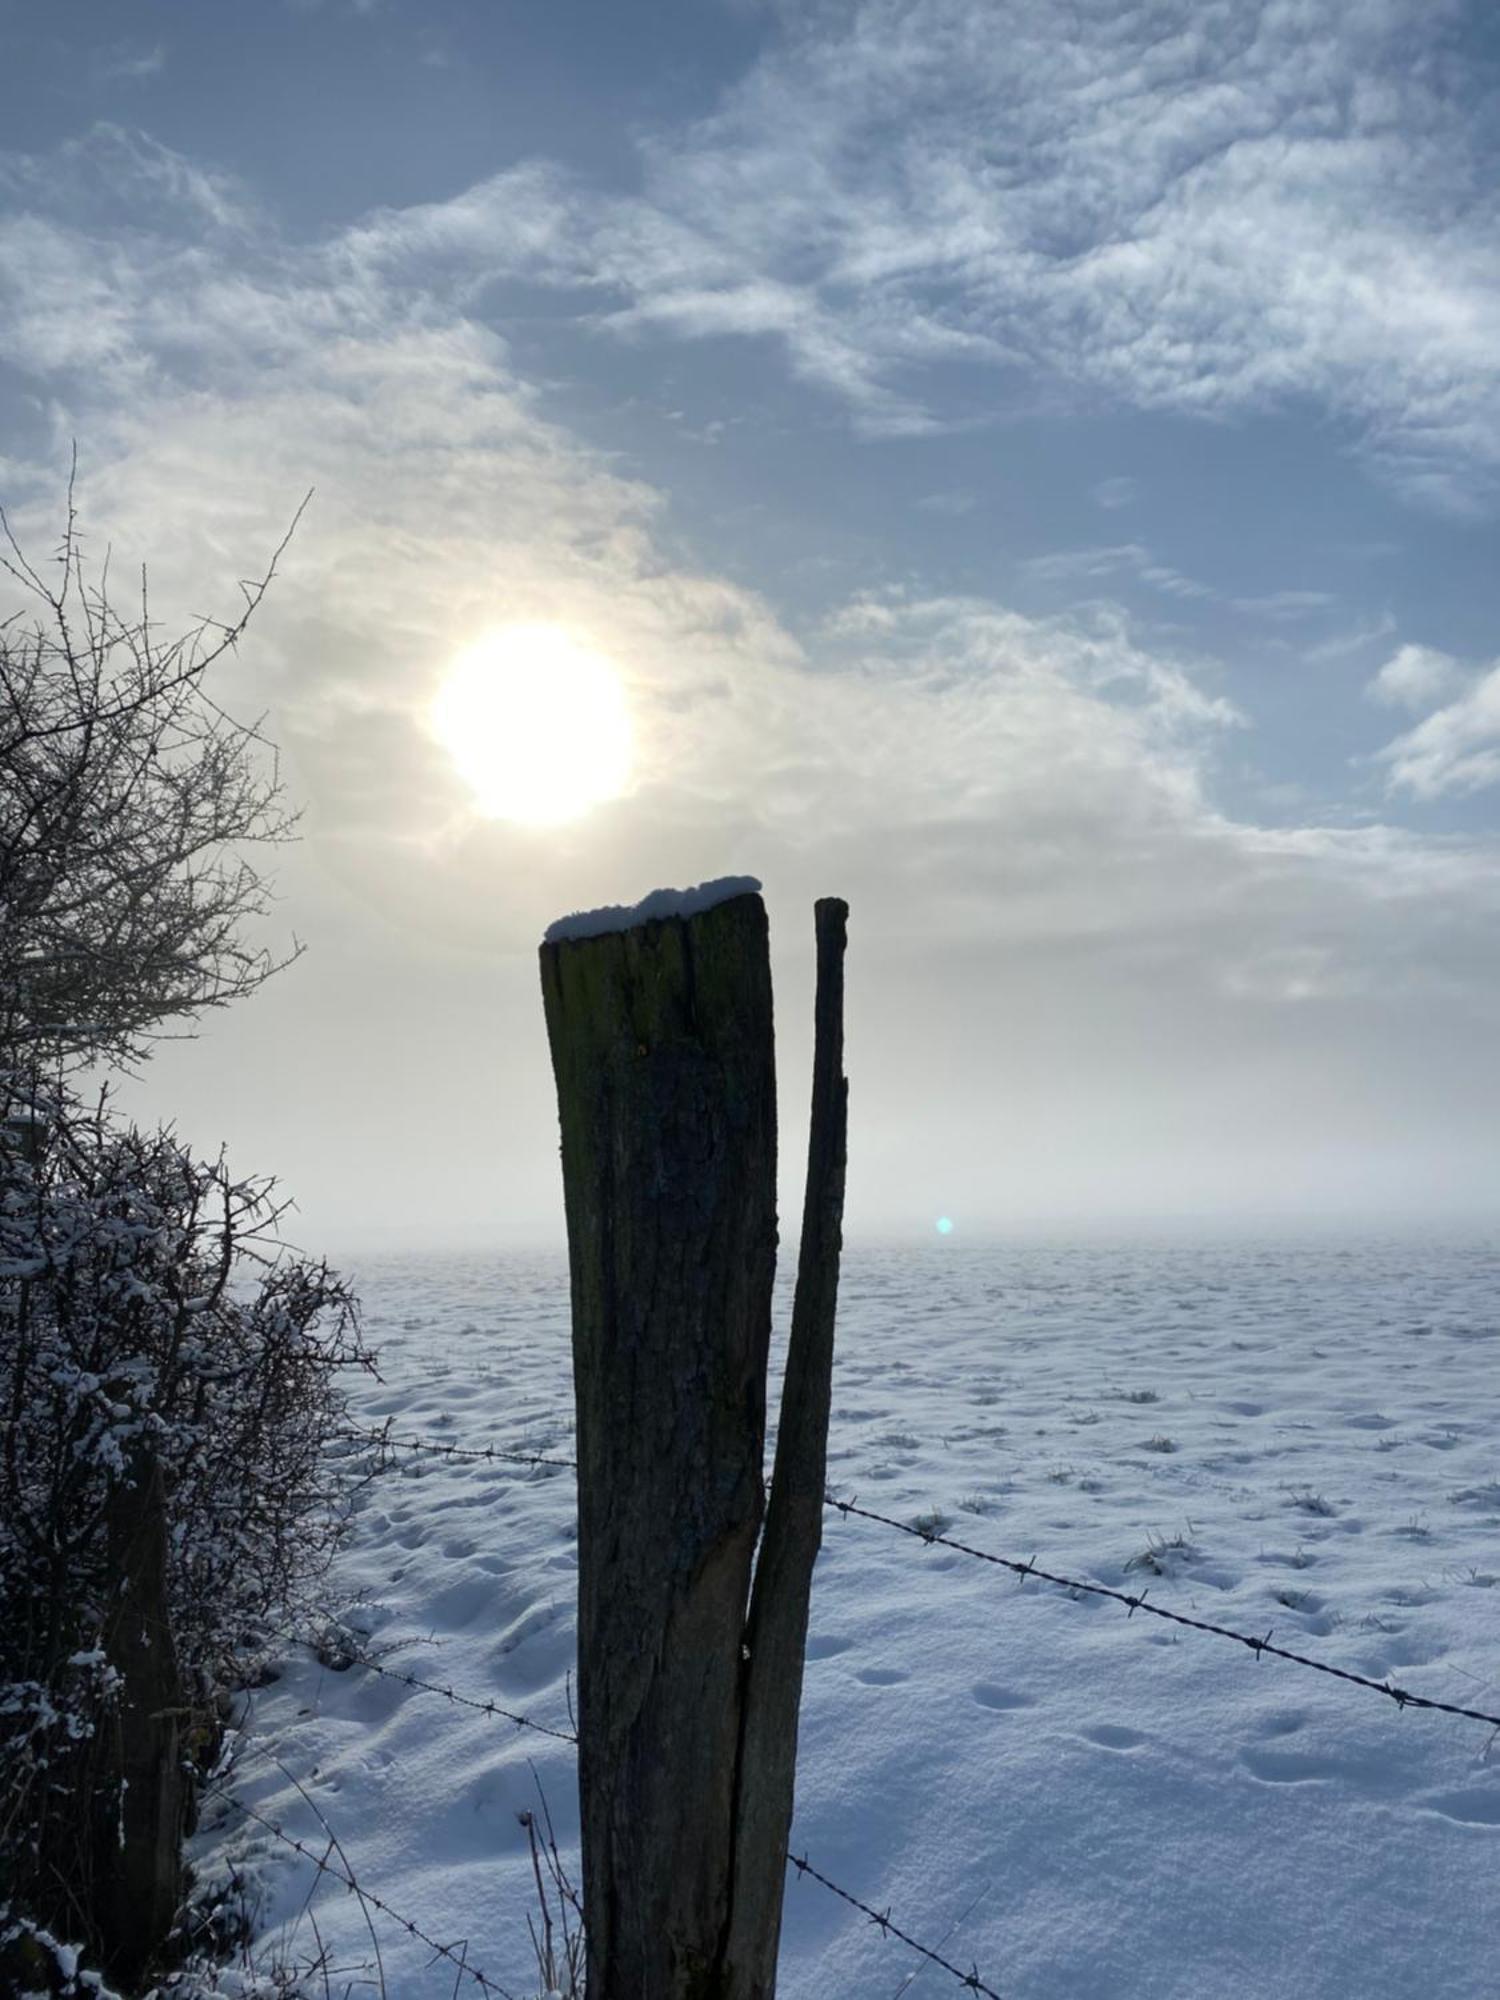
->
540, 888, 848, 2000
724, 895, 847, 2000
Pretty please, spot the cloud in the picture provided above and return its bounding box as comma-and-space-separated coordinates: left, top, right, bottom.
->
914, 489, 975, 517
1366, 643, 1469, 713
1376, 662, 1500, 798
2, 124, 1492, 963
6, 124, 1500, 1237
1022, 543, 1214, 603
0, 123, 252, 269
347, 0, 1500, 492
93, 44, 168, 84
1230, 590, 1337, 622
1304, 611, 1398, 664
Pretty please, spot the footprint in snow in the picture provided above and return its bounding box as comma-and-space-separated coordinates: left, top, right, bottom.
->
805, 1633, 854, 1661
1238, 1743, 1406, 1795
1238, 1745, 1343, 1784
1077, 1723, 1146, 1751
971, 1683, 1034, 1712
1249, 1711, 1305, 1740
496, 1601, 563, 1656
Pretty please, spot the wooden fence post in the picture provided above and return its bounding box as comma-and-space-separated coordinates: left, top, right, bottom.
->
91, 1439, 191, 1982
540, 885, 847, 2000
724, 896, 847, 2000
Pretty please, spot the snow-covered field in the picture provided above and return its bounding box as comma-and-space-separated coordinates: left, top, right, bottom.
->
204, 1238, 1500, 1999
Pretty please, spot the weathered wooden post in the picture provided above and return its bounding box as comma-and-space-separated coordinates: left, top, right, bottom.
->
540, 880, 847, 2000
90, 1439, 192, 1981
723, 892, 847, 2000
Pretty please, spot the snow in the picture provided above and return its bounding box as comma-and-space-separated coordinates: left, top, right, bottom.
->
200, 1238, 1500, 1999
542, 876, 762, 944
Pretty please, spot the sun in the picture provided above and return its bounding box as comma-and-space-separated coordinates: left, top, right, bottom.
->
431, 623, 633, 826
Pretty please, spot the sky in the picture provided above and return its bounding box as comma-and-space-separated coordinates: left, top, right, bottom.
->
2, 0, 1499, 1252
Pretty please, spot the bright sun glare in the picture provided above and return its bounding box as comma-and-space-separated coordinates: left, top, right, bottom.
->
431, 623, 632, 826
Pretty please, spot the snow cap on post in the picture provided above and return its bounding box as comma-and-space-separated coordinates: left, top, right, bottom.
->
543, 876, 763, 945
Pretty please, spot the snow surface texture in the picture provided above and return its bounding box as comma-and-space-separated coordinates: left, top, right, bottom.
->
542, 876, 762, 944
200, 1240, 1500, 1999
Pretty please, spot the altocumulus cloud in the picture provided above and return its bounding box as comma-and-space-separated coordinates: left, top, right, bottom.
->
1375, 657, 1500, 800
340, 0, 1500, 501
1366, 644, 1470, 715
4, 122, 1500, 1235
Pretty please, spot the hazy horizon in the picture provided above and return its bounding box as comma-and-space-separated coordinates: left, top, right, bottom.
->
317, 1208, 1500, 1264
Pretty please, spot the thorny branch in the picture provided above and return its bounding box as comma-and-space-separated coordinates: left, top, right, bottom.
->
0, 469, 309, 1073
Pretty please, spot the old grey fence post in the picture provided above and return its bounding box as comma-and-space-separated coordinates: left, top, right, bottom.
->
91, 1438, 192, 1981
540, 886, 847, 2000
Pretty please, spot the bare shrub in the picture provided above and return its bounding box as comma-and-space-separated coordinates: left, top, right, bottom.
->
0, 1084, 369, 1970
0, 474, 362, 1993
0, 472, 304, 1075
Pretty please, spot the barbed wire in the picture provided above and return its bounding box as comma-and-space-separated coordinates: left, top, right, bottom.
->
788, 1852, 1002, 1998
214, 1768, 1003, 2000
340, 1650, 579, 1744
331, 1421, 1500, 1730
307, 1631, 1001, 1992
249, 1600, 580, 1745
332, 1423, 578, 1472
259, 1583, 995, 1996
828, 1494, 1500, 1732
306, 1417, 1500, 1996
214, 1736, 993, 2000
204, 1782, 520, 2000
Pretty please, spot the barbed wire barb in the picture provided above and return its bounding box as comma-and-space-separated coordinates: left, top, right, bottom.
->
788, 1851, 1004, 1999
828, 1493, 1500, 1732
330, 1428, 1500, 1728
337, 1648, 579, 1745
205, 1782, 521, 2000
333, 1423, 577, 1472
288, 1417, 1500, 2000
321, 1428, 1500, 1728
